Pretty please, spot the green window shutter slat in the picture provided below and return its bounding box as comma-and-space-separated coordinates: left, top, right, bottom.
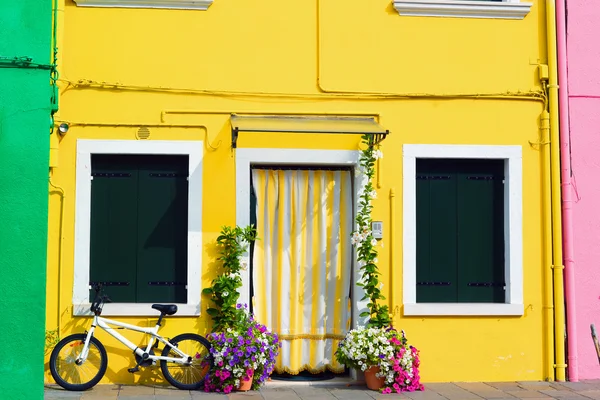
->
89, 155, 138, 303
416, 160, 458, 303
135, 155, 189, 304
456, 160, 505, 303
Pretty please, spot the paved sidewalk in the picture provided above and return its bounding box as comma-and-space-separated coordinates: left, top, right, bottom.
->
44, 380, 600, 400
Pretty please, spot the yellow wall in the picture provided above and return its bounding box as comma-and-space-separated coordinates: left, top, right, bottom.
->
46, 0, 550, 384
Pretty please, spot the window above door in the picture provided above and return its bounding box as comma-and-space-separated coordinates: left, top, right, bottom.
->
402, 144, 523, 316
73, 0, 213, 11
393, 0, 533, 20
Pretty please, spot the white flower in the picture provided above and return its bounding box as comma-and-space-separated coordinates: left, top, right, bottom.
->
373, 258, 379, 263
223, 291, 229, 297
380, 242, 384, 248
379, 283, 384, 289
373, 149, 383, 160
371, 238, 377, 246
370, 190, 378, 199
239, 256, 249, 271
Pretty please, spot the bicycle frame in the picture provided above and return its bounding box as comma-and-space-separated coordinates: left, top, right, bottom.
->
78, 315, 191, 365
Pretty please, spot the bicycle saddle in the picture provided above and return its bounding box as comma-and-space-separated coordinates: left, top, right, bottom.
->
152, 304, 178, 315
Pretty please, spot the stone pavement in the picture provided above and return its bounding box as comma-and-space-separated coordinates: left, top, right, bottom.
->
44, 380, 600, 400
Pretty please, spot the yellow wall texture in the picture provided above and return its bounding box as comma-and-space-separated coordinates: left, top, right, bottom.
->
46, 0, 551, 384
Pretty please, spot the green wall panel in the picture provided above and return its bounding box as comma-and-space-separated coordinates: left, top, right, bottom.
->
0, 0, 52, 398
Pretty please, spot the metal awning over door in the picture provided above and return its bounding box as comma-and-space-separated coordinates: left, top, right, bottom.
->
230, 114, 389, 148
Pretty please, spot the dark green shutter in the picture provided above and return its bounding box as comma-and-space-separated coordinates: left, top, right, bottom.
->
416, 160, 458, 303
415, 159, 505, 304
136, 155, 188, 303
90, 155, 189, 304
90, 156, 139, 302
456, 160, 505, 303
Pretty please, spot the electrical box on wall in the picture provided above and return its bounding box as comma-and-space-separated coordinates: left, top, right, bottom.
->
372, 221, 383, 239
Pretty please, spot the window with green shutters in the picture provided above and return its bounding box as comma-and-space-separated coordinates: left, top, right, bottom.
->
89, 154, 189, 304
416, 158, 505, 303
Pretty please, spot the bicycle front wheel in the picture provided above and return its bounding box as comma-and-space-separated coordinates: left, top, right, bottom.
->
49, 333, 108, 391
160, 333, 212, 390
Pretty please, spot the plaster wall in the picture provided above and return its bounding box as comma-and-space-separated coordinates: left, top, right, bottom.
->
565, 0, 600, 380
46, 0, 551, 383
0, 1, 52, 398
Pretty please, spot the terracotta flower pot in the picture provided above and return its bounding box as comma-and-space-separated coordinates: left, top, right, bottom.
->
364, 366, 385, 391
236, 369, 254, 391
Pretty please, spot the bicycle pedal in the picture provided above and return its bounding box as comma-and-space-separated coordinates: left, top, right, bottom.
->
128, 367, 140, 373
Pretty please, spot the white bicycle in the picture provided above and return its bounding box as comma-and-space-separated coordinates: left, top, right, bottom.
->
49, 285, 212, 391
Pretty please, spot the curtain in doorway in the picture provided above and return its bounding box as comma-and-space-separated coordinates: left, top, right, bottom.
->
251, 168, 353, 374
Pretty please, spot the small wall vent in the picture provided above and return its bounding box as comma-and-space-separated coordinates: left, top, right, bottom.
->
136, 127, 150, 140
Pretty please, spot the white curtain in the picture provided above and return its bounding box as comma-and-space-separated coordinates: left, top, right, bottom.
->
251, 168, 353, 374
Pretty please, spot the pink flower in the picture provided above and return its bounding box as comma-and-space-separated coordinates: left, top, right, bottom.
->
382, 387, 392, 394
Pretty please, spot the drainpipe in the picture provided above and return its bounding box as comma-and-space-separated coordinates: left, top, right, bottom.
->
555, 0, 578, 382
546, 0, 567, 382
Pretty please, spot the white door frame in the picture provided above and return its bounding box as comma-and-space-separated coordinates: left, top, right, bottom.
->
235, 148, 368, 329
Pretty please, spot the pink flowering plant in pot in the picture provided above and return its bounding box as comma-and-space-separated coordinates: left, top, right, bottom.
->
203, 305, 281, 393
381, 330, 423, 394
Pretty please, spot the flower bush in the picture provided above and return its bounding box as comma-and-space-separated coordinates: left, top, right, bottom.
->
353, 134, 389, 328
202, 225, 257, 331
335, 326, 423, 394
203, 305, 281, 393
383, 332, 423, 393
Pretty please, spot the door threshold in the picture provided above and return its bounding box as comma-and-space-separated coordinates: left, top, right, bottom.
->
265, 377, 359, 387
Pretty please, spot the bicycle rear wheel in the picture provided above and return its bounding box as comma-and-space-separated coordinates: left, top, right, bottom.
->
160, 333, 212, 390
49, 333, 108, 391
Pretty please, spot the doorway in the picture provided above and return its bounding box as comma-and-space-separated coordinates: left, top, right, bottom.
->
250, 166, 354, 377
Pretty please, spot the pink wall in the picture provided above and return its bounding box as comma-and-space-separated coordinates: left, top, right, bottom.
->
566, 0, 600, 380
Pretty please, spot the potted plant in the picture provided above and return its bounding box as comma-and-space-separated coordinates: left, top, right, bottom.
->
203, 304, 280, 393
382, 331, 423, 393
336, 135, 423, 393
335, 327, 423, 393
334, 326, 399, 390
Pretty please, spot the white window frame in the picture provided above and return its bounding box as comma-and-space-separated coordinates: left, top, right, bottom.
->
393, 0, 532, 20
235, 148, 370, 328
402, 144, 523, 316
72, 0, 213, 11
73, 139, 203, 317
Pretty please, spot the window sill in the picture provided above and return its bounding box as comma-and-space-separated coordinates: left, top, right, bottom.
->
392, 1, 532, 20
73, 303, 201, 317
73, 0, 213, 10
404, 303, 524, 316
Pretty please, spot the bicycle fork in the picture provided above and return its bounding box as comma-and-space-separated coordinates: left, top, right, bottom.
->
76, 316, 99, 365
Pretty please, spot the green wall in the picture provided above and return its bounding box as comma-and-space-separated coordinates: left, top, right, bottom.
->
0, 1, 52, 398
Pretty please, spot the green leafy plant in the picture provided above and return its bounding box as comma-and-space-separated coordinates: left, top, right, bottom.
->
203, 225, 258, 331
352, 134, 390, 328
45, 328, 59, 355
